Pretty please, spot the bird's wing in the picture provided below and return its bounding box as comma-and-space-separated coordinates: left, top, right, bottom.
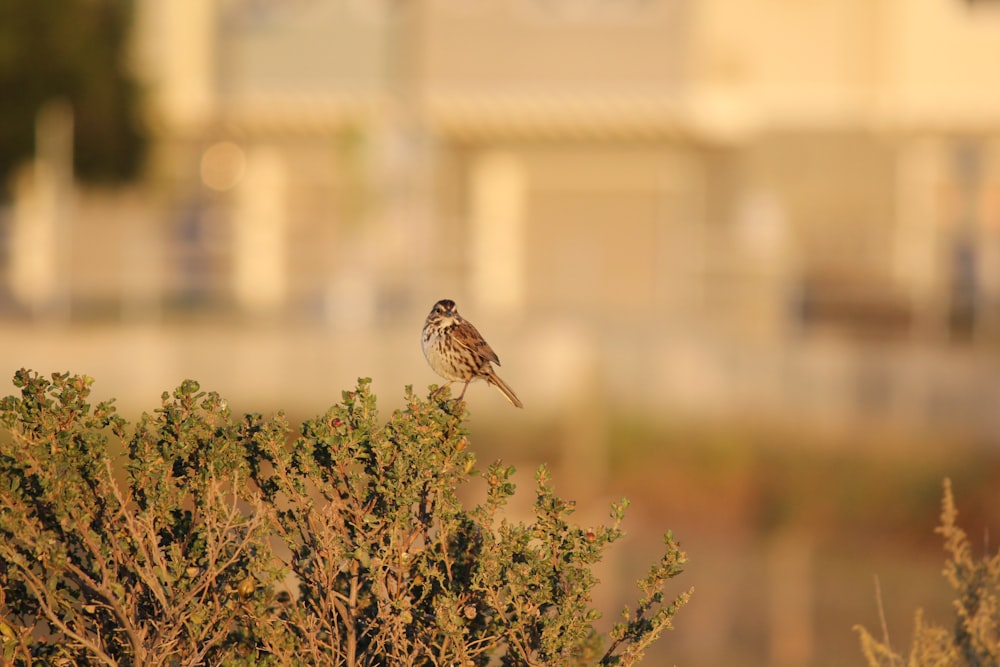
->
452, 320, 501, 366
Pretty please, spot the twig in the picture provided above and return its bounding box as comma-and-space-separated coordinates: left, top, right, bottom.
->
873, 574, 895, 664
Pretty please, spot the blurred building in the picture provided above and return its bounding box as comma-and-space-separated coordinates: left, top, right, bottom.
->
119, 0, 1000, 333
4, 0, 1000, 429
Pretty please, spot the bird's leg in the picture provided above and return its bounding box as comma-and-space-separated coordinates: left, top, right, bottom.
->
431, 381, 453, 399
455, 380, 472, 401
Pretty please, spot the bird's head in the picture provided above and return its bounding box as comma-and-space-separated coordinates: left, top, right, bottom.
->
431, 299, 457, 319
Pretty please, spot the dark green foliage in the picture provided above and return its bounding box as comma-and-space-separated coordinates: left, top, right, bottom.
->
0, 0, 146, 193
0, 371, 273, 665
0, 371, 689, 665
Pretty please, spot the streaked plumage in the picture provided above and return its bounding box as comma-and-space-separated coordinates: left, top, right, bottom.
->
421, 299, 523, 408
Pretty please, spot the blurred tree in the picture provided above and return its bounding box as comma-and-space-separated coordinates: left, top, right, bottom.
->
0, 0, 146, 196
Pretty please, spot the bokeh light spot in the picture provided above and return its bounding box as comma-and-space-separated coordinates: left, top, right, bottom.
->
200, 141, 246, 191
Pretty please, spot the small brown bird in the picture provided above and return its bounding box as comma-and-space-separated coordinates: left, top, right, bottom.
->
421, 299, 523, 408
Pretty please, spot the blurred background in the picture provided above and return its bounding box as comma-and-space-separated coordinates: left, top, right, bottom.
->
3, 0, 1000, 664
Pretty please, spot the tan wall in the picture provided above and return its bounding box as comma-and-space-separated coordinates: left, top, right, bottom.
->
884, 0, 1000, 126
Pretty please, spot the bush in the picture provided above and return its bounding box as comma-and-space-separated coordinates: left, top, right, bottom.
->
856, 479, 1000, 667
0, 370, 690, 665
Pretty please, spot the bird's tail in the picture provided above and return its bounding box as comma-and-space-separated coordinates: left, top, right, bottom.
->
486, 369, 524, 408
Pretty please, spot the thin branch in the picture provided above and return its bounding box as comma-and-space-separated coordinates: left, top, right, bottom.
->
873, 574, 895, 663
13, 562, 119, 667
